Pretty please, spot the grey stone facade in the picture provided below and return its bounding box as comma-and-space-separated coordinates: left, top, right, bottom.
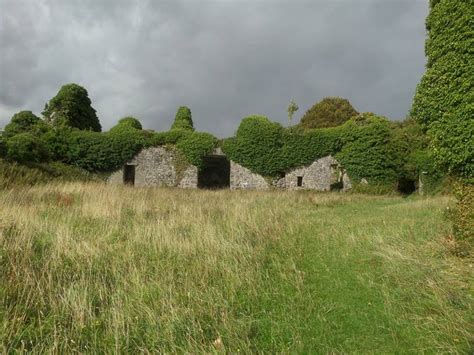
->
230, 161, 269, 190
108, 146, 197, 188
281, 156, 351, 191
108, 147, 351, 191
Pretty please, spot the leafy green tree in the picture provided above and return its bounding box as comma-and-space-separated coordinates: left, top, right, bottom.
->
3, 111, 49, 138
300, 97, 358, 129
411, 0, 473, 178
411, 0, 473, 243
6, 133, 50, 163
287, 100, 299, 126
43, 83, 102, 132
171, 106, 194, 131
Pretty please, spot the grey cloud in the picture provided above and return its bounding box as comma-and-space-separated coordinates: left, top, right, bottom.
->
0, 0, 428, 137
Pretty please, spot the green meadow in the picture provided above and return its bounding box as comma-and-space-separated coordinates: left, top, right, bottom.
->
1, 183, 472, 353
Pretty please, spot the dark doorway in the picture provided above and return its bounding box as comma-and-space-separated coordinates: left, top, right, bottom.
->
198, 156, 230, 189
397, 177, 416, 195
123, 165, 135, 185
297, 176, 303, 187
330, 164, 343, 191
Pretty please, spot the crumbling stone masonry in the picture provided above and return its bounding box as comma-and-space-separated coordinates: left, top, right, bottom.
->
108, 147, 351, 191
281, 156, 351, 191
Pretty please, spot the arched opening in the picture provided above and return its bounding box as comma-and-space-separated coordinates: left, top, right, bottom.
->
198, 155, 230, 189
397, 177, 416, 195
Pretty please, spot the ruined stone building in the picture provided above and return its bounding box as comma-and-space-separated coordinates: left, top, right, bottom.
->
108, 147, 352, 191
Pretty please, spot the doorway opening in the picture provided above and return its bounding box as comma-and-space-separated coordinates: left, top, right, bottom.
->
198, 156, 230, 189
297, 176, 303, 187
330, 164, 343, 191
123, 164, 135, 185
397, 177, 416, 195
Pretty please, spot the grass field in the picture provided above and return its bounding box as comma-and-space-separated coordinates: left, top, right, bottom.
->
1, 183, 472, 353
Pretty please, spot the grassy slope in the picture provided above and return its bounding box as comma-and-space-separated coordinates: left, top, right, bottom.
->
0, 184, 472, 353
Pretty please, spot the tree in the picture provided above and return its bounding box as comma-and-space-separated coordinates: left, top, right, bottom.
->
3, 111, 49, 138
300, 97, 358, 129
410, 0, 473, 178
171, 106, 194, 131
411, 0, 473, 244
43, 83, 102, 132
287, 100, 299, 126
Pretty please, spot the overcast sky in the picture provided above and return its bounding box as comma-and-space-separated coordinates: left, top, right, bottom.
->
0, 0, 428, 137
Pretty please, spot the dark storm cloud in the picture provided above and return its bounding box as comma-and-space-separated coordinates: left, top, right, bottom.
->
0, 0, 428, 137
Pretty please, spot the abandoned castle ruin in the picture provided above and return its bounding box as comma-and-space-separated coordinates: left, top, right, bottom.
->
108, 147, 352, 191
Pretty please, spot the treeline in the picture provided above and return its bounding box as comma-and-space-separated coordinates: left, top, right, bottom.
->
0, 84, 444, 193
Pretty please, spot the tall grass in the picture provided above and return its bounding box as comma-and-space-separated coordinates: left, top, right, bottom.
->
1, 183, 472, 353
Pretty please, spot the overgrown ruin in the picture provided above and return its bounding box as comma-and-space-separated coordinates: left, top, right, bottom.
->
108, 147, 352, 191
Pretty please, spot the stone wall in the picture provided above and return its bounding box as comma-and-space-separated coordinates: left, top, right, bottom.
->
283, 155, 351, 191
178, 166, 198, 188
230, 161, 269, 190
108, 146, 198, 188
108, 148, 351, 192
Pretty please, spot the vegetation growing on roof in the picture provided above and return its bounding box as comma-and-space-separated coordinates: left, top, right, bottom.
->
43, 83, 102, 132
171, 106, 194, 131
299, 97, 359, 130
0, 82, 448, 193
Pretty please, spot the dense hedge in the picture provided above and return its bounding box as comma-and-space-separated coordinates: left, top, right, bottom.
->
280, 127, 343, 171
222, 115, 284, 176
223, 113, 406, 184
6, 133, 50, 164
411, 0, 473, 179
176, 132, 218, 168
335, 114, 398, 184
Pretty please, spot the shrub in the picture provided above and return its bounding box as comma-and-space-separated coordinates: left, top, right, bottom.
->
43, 83, 102, 132
222, 115, 284, 176
4, 111, 50, 138
171, 106, 194, 131
335, 113, 398, 184
65, 129, 145, 172
299, 97, 358, 129
176, 132, 218, 168
42, 127, 74, 162
6, 133, 50, 163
